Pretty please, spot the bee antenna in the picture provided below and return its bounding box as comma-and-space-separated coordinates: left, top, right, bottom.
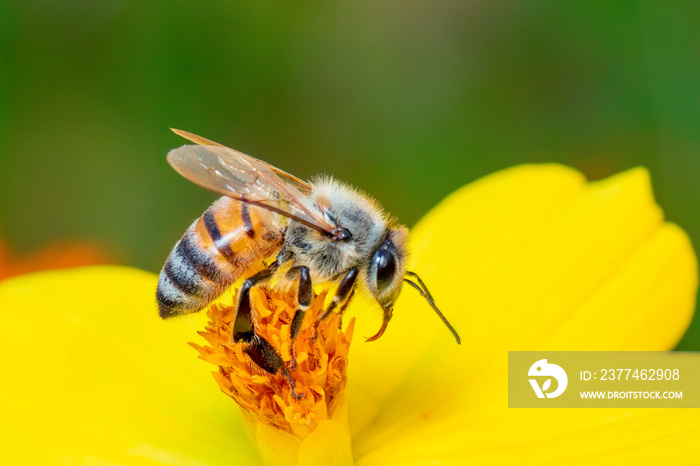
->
403, 277, 461, 345
405, 271, 436, 302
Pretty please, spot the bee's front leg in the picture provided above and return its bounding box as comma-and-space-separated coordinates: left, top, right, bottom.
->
233, 264, 302, 399
312, 267, 358, 342
337, 289, 356, 330
287, 266, 311, 371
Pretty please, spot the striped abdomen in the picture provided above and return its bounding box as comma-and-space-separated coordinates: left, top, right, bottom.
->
157, 197, 283, 318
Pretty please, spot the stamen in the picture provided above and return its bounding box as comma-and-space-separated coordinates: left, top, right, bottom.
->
190, 285, 355, 439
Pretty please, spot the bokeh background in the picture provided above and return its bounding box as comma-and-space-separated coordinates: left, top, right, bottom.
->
1, 1, 698, 347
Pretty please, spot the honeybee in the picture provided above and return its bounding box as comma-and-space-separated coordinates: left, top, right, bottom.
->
157, 129, 460, 393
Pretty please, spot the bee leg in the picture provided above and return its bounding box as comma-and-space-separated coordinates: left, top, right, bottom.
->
287, 266, 311, 371
246, 334, 300, 399
312, 267, 358, 342
233, 265, 302, 399
337, 289, 356, 330
232, 266, 276, 344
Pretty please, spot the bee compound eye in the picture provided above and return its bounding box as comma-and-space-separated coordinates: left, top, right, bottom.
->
373, 248, 396, 289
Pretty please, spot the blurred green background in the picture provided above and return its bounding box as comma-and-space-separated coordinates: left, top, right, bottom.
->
1, 1, 698, 347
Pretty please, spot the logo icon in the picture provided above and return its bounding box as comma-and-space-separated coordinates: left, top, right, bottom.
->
528, 359, 568, 398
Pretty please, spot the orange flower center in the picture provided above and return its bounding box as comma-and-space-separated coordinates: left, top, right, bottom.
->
191, 285, 354, 439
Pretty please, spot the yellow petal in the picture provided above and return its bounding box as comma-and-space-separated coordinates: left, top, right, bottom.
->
298, 420, 353, 466
243, 389, 354, 465
0, 266, 260, 465
347, 165, 698, 462
249, 415, 301, 466
357, 408, 700, 464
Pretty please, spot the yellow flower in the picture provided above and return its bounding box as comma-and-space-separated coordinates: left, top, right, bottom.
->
0, 164, 697, 464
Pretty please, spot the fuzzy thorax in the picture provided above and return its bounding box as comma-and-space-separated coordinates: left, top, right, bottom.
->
190, 285, 354, 440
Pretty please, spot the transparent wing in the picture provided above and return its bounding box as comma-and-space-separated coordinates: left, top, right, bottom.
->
167, 130, 336, 234
171, 129, 312, 194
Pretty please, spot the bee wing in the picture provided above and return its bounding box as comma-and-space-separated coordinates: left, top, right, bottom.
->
171, 129, 312, 194
167, 133, 336, 234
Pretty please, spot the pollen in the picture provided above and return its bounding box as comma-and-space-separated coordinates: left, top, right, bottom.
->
190, 284, 354, 439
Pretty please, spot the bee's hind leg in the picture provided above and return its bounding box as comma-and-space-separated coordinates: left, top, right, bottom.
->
244, 334, 300, 399
233, 264, 302, 399
312, 267, 358, 342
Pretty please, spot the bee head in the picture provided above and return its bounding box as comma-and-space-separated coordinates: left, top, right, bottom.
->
368, 227, 408, 306
364, 226, 408, 341
364, 225, 461, 345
